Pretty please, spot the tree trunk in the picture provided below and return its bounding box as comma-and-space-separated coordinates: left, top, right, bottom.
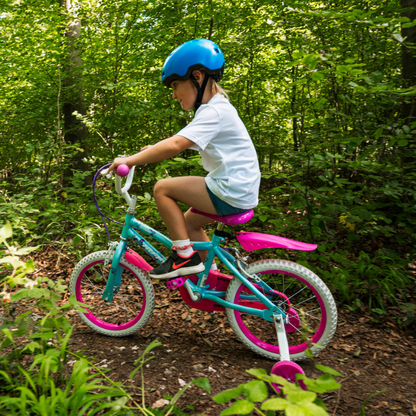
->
62, 0, 90, 184
401, 0, 416, 117
401, 0, 416, 175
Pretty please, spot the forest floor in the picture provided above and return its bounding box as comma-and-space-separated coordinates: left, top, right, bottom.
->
29, 247, 416, 416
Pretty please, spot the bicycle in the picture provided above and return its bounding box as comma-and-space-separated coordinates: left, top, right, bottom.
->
70, 164, 337, 384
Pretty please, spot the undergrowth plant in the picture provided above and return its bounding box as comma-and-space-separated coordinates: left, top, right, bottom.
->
293, 246, 414, 310
0, 222, 211, 415
212, 366, 343, 416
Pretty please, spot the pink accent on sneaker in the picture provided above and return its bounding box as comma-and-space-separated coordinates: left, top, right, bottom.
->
190, 208, 254, 225
171, 243, 194, 251
236, 232, 317, 252
125, 249, 153, 271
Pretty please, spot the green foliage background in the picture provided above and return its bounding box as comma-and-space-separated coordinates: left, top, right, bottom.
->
1, 0, 415, 308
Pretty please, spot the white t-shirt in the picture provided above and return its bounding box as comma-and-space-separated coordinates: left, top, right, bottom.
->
177, 94, 260, 210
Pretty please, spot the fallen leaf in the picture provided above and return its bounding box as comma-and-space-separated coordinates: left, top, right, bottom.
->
152, 399, 169, 409
203, 338, 213, 347
387, 370, 393, 375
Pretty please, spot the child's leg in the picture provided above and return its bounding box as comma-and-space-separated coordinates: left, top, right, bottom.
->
184, 208, 213, 262
153, 176, 216, 240
150, 176, 217, 279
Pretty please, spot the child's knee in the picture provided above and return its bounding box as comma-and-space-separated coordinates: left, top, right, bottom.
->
153, 179, 168, 199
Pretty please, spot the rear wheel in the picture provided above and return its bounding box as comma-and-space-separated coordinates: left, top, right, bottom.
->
70, 251, 155, 336
225, 259, 337, 361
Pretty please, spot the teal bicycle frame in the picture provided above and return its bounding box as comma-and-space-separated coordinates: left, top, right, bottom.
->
102, 212, 285, 323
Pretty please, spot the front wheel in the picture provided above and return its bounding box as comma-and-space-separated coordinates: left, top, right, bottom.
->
70, 251, 155, 336
225, 259, 337, 361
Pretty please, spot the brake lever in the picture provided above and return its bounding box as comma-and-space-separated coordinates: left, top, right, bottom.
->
100, 168, 113, 179
101, 156, 128, 179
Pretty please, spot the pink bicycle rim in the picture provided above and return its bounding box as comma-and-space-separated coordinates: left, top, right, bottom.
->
234, 270, 327, 355
76, 260, 146, 330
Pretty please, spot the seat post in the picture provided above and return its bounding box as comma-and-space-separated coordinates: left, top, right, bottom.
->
216, 222, 225, 232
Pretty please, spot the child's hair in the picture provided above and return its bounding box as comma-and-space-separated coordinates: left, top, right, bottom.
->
211, 79, 229, 100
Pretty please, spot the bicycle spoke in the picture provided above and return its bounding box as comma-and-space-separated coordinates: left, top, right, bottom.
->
291, 295, 317, 308
289, 304, 320, 321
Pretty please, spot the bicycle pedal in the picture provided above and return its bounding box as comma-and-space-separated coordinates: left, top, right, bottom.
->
166, 277, 186, 290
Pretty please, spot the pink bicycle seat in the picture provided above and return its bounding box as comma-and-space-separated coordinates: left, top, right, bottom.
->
190, 208, 254, 226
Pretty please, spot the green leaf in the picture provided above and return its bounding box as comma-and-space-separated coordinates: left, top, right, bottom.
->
317, 244, 326, 253
193, 377, 211, 394
243, 380, 268, 402
315, 365, 344, 377
286, 389, 316, 405
398, 139, 408, 146
261, 398, 289, 410
374, 128, 383, 140
315, 374, 342, 391
219, 400, 255, 416
11, 289, 30, 302
392, 33, 403, 42
286, 404, 306, 416
0, 222, 12, 243
336, 65, 352, 73
13, 246, 39, 256
305, 348, 314, 359
0, 256, 24, 268
246, 368, 268, 378
213, 384, 244, 404
142, 339, 162, 355
312, 73, 324, 81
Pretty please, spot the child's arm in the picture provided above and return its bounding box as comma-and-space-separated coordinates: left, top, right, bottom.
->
108, 135, 193, 173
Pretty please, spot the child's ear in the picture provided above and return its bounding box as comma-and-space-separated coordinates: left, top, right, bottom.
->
192, 70, 201, 81
192, 70, 206, 83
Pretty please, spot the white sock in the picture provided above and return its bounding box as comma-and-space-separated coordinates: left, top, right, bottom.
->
172, 239, 194, 257
210, 263, 218, 271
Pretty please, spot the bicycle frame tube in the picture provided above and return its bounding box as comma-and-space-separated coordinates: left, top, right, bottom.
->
102, 213, 286, 318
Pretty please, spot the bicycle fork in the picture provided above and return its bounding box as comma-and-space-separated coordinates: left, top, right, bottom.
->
102, 239, 127, 302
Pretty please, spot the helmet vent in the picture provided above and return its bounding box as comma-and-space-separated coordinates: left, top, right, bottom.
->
215, 48, 220, 53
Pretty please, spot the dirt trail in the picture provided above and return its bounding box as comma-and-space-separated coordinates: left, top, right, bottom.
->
67, 283, 416, 415
31, 248, 416, 415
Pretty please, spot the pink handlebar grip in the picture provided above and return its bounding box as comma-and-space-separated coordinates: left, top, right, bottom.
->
116, 164, 130, 177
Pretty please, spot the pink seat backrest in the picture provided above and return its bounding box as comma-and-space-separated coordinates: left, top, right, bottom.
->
190, 208, 254, 226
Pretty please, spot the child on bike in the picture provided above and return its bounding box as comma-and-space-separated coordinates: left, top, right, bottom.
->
108, 39, 261, 280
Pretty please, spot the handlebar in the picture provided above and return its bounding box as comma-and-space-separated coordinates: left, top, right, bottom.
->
101, 163, 136, 210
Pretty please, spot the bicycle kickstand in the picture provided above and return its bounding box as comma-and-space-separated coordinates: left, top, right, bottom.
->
273, 314, 290, 362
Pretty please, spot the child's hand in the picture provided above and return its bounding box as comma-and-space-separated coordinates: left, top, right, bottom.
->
107, 157, 129, 175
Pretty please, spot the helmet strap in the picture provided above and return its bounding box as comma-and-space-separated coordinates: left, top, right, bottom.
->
190, 73, 210, 112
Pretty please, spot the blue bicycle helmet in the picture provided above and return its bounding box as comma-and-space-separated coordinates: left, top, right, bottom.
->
162, 39, 225, 110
